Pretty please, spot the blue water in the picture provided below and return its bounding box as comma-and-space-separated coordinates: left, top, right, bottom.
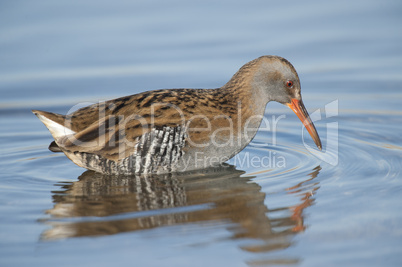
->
1, 0, 402, 266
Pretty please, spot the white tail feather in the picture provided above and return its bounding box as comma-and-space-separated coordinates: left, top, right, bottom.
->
35, 113, 75, 139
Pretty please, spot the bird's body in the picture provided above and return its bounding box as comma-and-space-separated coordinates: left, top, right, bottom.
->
33, 56, 321, 175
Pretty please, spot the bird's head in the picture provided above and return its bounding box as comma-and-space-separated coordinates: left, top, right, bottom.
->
250, 55, 322, 150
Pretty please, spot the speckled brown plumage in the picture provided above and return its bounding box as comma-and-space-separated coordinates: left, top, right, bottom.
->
55, 88, 243, 159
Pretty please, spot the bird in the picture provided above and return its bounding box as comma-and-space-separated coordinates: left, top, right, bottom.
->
33, 55, 322, 175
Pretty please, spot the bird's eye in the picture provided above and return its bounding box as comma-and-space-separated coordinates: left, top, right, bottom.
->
286, 80, 294, 88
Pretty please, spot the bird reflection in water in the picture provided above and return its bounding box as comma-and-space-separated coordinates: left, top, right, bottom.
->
42, 164, 321, 263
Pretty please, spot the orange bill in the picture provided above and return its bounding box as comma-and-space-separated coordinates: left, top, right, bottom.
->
286, 98, 322, 150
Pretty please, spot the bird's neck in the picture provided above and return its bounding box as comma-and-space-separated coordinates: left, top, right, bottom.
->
214, 82, 267, 150
221, 76, 268, 122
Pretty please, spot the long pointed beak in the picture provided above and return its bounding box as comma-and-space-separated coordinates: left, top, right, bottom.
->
286, 98, 322, 150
